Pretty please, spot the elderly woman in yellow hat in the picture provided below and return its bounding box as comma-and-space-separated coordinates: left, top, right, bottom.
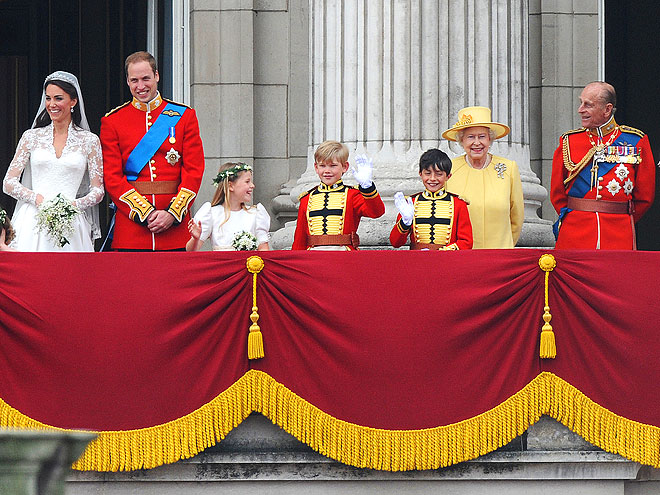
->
442, 106, 524, 248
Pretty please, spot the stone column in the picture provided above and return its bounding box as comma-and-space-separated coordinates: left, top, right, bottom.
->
191, 1, 255, 206
0, 430, 94, 495
529, 2, 600, 222
272, 0, 553, 248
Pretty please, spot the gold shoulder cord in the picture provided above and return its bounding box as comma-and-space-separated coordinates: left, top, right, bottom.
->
562, 135, 597, 185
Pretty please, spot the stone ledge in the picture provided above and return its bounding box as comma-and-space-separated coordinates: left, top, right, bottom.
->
67, 414, 641, 484
68, 451, 636, 483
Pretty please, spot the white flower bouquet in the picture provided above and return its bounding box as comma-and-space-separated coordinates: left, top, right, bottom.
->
35, 194, 79, 247
232, 231, 258, 251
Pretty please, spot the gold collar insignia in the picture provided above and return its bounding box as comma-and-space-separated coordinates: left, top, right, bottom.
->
318, 180, 344, 192
132, 93, 163, 112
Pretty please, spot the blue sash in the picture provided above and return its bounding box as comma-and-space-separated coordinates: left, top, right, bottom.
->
125, 102, 186, 181
553, 131, 642, 238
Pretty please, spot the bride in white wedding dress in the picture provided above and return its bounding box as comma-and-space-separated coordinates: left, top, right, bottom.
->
2, 71, 104, 252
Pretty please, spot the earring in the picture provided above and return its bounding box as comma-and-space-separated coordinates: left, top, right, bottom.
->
70, 107, 74, 113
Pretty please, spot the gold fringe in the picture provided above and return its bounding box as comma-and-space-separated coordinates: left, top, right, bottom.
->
545, 373, 660, 468
0, 375, 253, 472
246, 370, 545, 471
3, 371, 660, 471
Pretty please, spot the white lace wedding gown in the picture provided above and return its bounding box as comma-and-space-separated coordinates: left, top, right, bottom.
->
3, 123, 104, 251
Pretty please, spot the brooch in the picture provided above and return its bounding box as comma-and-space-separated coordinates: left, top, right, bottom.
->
165, 148, 181, 165
494, 162, 507, 179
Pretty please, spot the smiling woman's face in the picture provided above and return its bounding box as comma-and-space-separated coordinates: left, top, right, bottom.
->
459, 126, 492, 164
45, 83, 76, 125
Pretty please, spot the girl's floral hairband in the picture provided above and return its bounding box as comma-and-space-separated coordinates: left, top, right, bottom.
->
212, 163, 252, 186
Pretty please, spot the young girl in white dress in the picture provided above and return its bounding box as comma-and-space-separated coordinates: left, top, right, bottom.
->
2, 71, 103, 251
186, 162, 270, 251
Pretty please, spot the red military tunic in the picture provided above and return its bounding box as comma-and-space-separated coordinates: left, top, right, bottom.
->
389, 190, 473, 250
292, 180, 385, 250
550, 118, 655, 249
101, 93, 205, 250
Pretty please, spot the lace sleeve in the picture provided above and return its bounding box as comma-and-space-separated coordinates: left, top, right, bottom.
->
72, 133, 104, 210
2, 130, 37, 205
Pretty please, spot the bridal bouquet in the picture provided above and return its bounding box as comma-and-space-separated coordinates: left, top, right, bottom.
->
35, 194, 79, 247
231, 231, 258, 251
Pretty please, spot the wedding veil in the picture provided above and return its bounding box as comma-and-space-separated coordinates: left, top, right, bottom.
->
19, 70, 101, 240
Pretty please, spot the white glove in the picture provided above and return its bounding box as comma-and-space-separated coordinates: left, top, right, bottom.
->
394, 191, 414, 226
351, 154, 374, 189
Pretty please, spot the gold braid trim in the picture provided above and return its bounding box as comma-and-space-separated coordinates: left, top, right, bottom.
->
562, 134, 597, 185
2, 371, 660, 471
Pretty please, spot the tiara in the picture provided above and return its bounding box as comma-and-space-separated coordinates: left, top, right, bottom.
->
212, 163, 252, 186
45, 71, 79, 87
0, 208, 7, 224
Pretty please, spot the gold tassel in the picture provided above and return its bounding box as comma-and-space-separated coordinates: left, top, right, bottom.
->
246, 256, 265, 360
538, 254, 557, 359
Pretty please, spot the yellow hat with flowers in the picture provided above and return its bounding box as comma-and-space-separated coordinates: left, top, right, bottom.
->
442, 106, 510, 142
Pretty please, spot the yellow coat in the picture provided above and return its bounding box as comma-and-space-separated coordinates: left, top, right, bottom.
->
446, 154, 524, 249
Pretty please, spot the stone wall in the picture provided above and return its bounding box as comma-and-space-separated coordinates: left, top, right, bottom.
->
528, 0, 600, 221
190, 0, 309, 231
187, 2, 606, 243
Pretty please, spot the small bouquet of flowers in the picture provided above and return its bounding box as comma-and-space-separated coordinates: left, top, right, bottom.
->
232, 231, 258, 251
35, 194, 79, 247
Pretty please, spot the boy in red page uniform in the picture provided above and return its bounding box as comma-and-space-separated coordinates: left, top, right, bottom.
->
292, 140, 385, 250
390, 148, 472, 250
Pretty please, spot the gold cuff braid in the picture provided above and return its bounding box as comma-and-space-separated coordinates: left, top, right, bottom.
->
167, 188, 196, 222
119, 189, 155, 223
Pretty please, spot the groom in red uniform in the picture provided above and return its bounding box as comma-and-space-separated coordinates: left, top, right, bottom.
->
101, 51, 205, 250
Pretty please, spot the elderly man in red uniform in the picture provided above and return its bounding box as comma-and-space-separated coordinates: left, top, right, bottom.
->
550, 81, 655, 249
101, 51, 205, 250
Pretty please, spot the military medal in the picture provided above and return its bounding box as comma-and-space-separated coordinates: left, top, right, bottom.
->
605, 145, 640, 164
165, 148, 180, 165
168, 127, 176, 144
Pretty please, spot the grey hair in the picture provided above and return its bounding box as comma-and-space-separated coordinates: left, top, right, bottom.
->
456, 127, 497, 145
586, 81, 617, 115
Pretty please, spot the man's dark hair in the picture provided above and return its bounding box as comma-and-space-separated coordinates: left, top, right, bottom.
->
419, 148, 452, 174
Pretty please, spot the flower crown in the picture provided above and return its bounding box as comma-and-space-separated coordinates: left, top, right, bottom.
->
212, 163, 252, 186
0, 208, 7, 224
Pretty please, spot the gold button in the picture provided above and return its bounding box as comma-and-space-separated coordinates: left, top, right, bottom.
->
151, 166, 156, 171
598, 177, 603, 182
150, 160, 155, 164
147, 114, 152, 120
598, 185, 603, 190
596, 194, 603, 199
147, 122, 152, 127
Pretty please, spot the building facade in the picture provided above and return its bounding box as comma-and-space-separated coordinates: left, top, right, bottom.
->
186, 1, 617, 250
